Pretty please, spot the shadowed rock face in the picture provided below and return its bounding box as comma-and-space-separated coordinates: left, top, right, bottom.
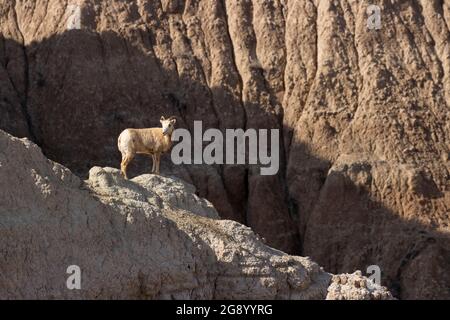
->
0, 129, 395, 299
0, 0, 449, 299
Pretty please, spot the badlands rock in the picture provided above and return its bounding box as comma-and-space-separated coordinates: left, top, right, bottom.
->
327, 272, 394, 300
0, 0, 448, 298
0, 130, 393, 299
88, 166, 220, 219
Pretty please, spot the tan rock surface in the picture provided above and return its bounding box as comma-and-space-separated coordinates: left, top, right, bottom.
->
0, 0, 448, 299
326, 271, 394, 300
0, 129, 394, 299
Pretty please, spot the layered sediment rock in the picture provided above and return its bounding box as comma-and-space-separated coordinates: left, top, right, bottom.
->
0, 0, 448, 298
0, 129, 394, 299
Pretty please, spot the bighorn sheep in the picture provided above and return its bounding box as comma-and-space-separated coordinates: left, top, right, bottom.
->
118, 116, 177, 179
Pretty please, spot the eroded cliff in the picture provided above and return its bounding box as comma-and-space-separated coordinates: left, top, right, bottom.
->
0, 129, 394, 299
0, 0, 449, 299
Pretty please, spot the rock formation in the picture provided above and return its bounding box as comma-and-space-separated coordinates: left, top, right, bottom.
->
0, 0, 448, 299
326, 271, 393, 300
0, 129, 394, 299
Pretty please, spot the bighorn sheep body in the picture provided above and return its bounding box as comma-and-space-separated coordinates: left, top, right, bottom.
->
118, 116, 176, 178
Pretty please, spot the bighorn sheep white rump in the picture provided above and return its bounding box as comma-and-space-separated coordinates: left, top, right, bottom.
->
118, 116, 177, 179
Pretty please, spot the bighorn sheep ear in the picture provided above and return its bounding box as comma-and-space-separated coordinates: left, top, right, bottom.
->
160, 116, 166, 122
170, 118, 177, 125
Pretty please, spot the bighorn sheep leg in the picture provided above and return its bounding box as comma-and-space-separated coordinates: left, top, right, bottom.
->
151, 154, 156, 173
120, 153, 134, 179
